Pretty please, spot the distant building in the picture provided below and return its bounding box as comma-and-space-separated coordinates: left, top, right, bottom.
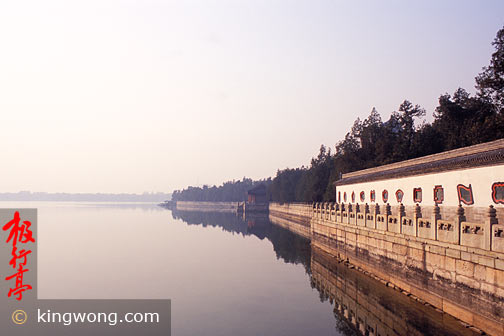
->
247, 184, 268, 204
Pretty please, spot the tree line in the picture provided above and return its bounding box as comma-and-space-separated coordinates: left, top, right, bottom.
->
173, 26, 504, 204
171, 177, 271, 202
269, 25, 504, 203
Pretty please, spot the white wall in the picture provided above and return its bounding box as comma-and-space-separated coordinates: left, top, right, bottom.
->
336, 165, 504, 208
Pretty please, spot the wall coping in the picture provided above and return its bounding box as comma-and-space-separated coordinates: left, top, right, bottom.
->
335, 139, 504, 186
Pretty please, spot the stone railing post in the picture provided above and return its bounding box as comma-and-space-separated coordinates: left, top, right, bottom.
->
432, 204, 441, 241
381, 203, 390, 232
491, 206, 504, 252
454, 204, 465, 245
398, 203, 405, 234
354, 203, 360, 226
486, 205, 497, 250
364, 203, 369, 226
373, 204, 379, 229
413, 203, 421, 237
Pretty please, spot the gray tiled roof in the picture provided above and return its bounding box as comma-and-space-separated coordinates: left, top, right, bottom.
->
334, 139, 504, 186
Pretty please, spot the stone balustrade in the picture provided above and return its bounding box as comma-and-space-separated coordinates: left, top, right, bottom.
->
310, 200, 504, 335
311, 201, 502, 253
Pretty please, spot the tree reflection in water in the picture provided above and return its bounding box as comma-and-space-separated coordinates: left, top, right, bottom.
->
169, 209, 481, 336
171, 209, 311, 272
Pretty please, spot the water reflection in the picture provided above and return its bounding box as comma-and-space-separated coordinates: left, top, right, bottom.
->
28, 202, 336, 336
73, 202, 164, 211
172, 209, 481, 336
310, 245, 480, 336
16, 199, 481, 336
171, 209, 312, 272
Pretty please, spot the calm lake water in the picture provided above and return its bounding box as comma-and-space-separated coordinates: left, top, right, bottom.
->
1, 202, 480, 336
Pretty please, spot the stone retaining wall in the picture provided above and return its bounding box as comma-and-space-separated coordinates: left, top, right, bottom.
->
175, 201, 241, 213
269, 202, 312, 226
312, 202, 504, 336
268, 202, 312, 239
311, 245, 480, 336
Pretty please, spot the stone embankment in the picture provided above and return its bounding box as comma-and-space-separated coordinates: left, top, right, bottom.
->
268, 202, 312, 239
175, 201, 242, 213
307, 202, 504, 336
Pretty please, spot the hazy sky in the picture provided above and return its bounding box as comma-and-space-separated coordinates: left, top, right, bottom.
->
1, 1, 503, 193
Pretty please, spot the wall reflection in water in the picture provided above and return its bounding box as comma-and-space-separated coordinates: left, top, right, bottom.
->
171, 209, 312, 271
311, 246, 480, 336
172, 209, 480, 336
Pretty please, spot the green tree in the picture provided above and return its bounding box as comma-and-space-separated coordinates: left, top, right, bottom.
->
186, 26, 504, 205
432, 88, 503, 150
393, 100, 426, 159
476, 26, 504, 114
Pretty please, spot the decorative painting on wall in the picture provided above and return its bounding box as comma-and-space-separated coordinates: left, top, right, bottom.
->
382, 190, 388, 203
395, 189, 404, 203
457, 184, 474, 205
492, 182, 504, 204
434, 185, 444, 204
413, 187, 422, 203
